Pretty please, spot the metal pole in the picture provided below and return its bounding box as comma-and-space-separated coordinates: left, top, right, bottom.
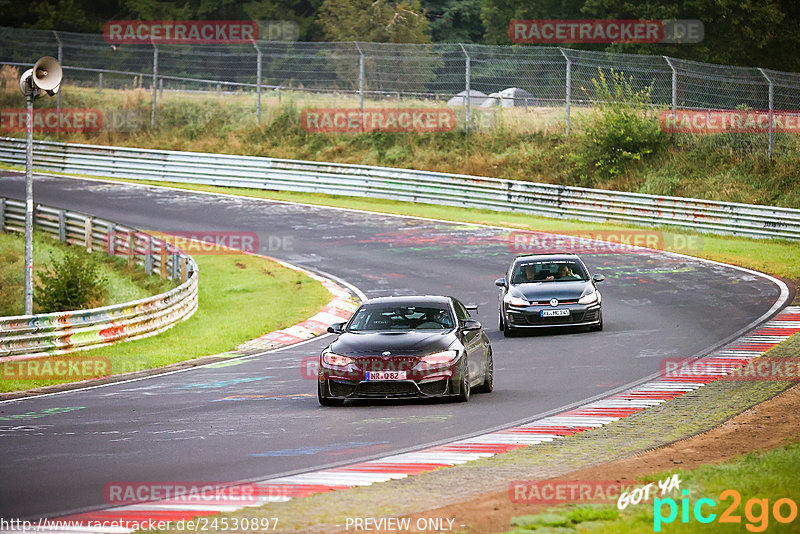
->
758, 68, 774, 158
560, 48, 571, 135
98, 72, 103, 92
151, 44, 158, 128
663, 56, 677, 115
355, 42, 364, 132
24, 91, 35, 315
459, 44, 471, 134
54, 31, 62, 132
253, 42, 262, 120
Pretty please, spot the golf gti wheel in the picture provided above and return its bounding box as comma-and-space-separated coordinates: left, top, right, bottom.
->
317, 380, 344, 407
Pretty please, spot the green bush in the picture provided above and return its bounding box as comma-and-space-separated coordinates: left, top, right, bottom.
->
35, 249, 107, 312
570, 69, 664, 185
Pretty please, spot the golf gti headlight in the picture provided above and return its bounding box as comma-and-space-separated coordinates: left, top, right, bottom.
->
419, 350, 458, 365
578, 286, 598, 305
505, 295, 529, 307
322, 351, 353, 367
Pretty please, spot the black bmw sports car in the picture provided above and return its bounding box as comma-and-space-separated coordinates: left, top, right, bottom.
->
317, 295, 493, 406
495, 254, 605, 336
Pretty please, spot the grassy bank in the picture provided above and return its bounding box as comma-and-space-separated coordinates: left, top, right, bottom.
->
505, 442, 800, 533
0, 251, 332, 393
1, 82, 799, 210
0, 230, 175, 316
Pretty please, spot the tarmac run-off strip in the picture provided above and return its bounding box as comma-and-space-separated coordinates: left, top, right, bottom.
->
9, 306, 794, 533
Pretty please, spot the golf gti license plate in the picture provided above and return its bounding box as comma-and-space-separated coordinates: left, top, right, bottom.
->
366, 371, 407, 381
541, 309, 570, 317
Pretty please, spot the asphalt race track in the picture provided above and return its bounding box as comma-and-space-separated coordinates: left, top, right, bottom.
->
0, 171, 785, 520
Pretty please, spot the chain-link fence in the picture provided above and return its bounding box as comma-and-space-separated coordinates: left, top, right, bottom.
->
2, 26, 800, 155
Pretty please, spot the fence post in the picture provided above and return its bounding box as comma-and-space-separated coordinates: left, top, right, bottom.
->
151, 43, 158, 128
663, 56, 677, 115
253, 41, 262, 120
145, 236, 153, 275
53, 31, 62, 129
160, 245, 167, 279
355, 42, 365, 131
98, 72, 103, 92
0, 198, 5, 233
58, 210, 66, 242
758, 68, 774, 158
459, 44, 471, 134
84, 217, 93, 252
559, 48, 571, 135
180, 256, 187, 283
127, 231, 135, 268
107, 223, 116, 255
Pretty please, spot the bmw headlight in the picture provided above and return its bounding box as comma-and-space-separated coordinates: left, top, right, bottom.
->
322, 351, 354, 367
578, 286, 598, 305
505, 295, 529, 307
419, 350, 458, 365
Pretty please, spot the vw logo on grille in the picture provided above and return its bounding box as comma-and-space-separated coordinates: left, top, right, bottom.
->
382, 351, 392, 357
549, 298, 559, 307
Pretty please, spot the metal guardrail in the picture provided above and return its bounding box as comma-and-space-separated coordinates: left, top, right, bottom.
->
0, 196, 198, 359
1, 137, 799, 240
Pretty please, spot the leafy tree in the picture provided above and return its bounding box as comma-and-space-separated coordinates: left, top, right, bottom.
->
318, 0, 431, 43
422, 0, 484, 43
36, 250, 107, 312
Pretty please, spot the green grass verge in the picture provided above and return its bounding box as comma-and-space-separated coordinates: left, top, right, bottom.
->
0, 252, 331, 393
0, 230, 175, 316
23, 172, 800, 281
504, 442, 800, 533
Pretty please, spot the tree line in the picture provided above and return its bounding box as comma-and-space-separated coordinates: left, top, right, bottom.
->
4, 0, 799, 71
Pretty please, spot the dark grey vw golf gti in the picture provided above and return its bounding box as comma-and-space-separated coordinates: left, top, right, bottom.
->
495, 254, 604, 336
317, 295, 493, 406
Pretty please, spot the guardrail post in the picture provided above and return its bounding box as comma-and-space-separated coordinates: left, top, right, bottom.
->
459, 44, 471, 134
663, 56, 677, 116
160, 245, 167, 279
180, 256, 187, 283
145, 236, 153, 275
127, 232, 135, 268
559, 48, 572, 135
107, 223, 115, 255
171, 253, 179, 279
253, 41, 262, 120
0, 198, 5, 233
151, 43, 158, 128
58, 210, 66, 242
84, 217, 93, 252
758, 68, 774, 158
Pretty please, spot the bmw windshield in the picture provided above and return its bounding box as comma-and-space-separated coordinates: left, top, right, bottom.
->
347, 304, 455, 332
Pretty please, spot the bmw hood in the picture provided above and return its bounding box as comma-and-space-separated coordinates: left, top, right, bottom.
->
330, 330, 455, 356
511, 280, 591, 301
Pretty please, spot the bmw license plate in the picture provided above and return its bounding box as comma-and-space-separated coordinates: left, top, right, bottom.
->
366, 371, 407, 381
541, 309, 570, 317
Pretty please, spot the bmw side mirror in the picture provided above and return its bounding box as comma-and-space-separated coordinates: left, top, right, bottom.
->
494, 277, 507, 287
592, 274, 605, 283
327, 322, 345, 334
462, 320, 482, 331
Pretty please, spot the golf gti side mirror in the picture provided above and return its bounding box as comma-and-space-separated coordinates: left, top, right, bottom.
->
462, 320, 482, 331
327, 322, 345, 334
494, 277, 507, 287
592, 274, 605, 283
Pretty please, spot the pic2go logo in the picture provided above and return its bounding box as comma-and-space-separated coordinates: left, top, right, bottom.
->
654, 489, 799, 532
